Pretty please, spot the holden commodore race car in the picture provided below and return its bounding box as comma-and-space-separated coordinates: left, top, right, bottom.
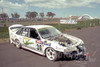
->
9, 24, 89, 61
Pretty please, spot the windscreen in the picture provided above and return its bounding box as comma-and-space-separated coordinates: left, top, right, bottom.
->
38, 27, 62, 39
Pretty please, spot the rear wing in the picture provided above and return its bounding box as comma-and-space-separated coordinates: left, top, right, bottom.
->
9, 24, 23, 33
9, 24, 23, 30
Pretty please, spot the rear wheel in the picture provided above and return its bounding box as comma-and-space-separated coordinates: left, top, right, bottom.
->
45, 48, 58, 61
15, 39, 21, 49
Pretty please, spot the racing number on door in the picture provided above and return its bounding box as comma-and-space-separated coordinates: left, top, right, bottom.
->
37, 44, 42, 51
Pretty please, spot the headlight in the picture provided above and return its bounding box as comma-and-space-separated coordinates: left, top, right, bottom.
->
77, 44, 86, 53
78, 45, 84, 49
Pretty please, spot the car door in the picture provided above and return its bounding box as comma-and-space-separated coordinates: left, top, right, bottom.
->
22, 28, 43, 52
16, 27, 35, 49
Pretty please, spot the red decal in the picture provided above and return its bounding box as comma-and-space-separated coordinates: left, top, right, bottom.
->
36, 40, 43, 44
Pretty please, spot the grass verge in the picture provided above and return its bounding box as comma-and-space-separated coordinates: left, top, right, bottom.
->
0, 27, 9, 38
0, 19, 100, 40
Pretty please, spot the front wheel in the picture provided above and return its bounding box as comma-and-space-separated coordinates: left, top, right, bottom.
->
45, 48, 58, 61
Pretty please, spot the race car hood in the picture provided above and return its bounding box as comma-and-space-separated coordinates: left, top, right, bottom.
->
64, 34, 84, 46
46, 34, 72, 45
46, 34, 83, 47
55, 35, 72, 44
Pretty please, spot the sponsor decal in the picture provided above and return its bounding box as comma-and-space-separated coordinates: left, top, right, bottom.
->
37, 44, 42, 51
36, 40, 43, 44
37, 27, 51, 32
36, 40, 44, 51
23, 37, 34, 45
44, 41, 51, 46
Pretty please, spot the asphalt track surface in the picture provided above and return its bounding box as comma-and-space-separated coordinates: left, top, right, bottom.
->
0, 26, 100, 67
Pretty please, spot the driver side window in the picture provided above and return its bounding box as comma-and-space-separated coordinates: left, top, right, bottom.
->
29, 28, 40, 39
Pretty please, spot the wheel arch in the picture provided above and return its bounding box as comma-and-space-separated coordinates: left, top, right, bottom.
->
44, 47, 56, 56
15, 38, 20, 43
15, 38, 22, 49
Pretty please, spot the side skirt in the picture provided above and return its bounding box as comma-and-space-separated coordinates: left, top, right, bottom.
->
21, 46, 45, 56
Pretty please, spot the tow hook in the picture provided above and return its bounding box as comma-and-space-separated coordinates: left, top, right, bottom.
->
84, 52, 89, 57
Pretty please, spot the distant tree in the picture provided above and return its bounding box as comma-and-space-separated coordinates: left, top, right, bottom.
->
11, 13, 14, 18
51, 13, 55, 18
26, 11, 38, 19
40, 12, 44, 18
0, 13, 9, 20
26, 11, 31, 19
46, 12, 52, 18
46, 12, 55, 18
31, 11, 38, 18
11, 13, 20, 19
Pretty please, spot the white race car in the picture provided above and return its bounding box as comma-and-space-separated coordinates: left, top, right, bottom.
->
9, 24, 88, 61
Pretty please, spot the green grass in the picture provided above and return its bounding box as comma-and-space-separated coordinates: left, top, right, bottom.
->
0, 27, 9, 38
48, 19, 100, 32
0, 19, 100, 39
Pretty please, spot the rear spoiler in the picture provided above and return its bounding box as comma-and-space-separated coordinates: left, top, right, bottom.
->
9, 24, 23, 30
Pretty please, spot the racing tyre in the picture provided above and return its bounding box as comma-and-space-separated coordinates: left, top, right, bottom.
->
15, 39, 21, 49
46, 48, 58, 61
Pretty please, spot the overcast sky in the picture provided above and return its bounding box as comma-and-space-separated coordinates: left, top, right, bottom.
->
0, 0, 100, 18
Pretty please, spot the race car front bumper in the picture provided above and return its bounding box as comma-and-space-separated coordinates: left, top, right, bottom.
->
60, 44, 89, 60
